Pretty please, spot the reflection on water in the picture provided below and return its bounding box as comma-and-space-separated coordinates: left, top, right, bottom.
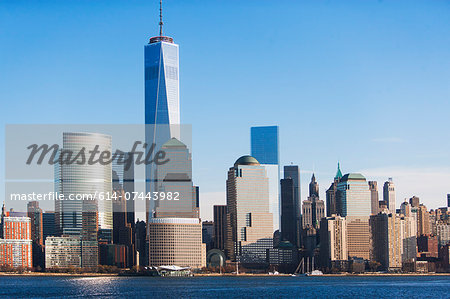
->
0, 276, 448, 298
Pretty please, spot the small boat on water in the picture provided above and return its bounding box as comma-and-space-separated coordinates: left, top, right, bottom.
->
305, 270, 323, 276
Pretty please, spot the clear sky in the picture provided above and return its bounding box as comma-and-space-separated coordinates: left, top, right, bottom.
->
1, 0, 449, 220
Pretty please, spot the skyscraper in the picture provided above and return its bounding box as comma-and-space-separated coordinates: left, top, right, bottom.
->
225, 156, 273, 264
368, 181, 379, 215
370, 213, 404, 271
55, 132, 112, 242
250, 126, 280, 230
42, 211, 55, 244
336, 173, 371, 260
27, 201, 43, 246
213, 205, 227, 251
319, 215, 347, 268
447, 194, 450, 208
283, 165, 301, 247
145, 4, 181, 224
326, 163, 343, 217
153, 138, 198, 218
280, 178, 296, 245
383, 178, 396, 214
302, 174, 324, 229
336, 173, 371, 217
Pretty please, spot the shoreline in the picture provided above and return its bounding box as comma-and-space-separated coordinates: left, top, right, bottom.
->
0, 272, 448, 277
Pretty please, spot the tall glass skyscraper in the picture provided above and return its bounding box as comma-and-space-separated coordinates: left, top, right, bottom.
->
250, 126, 280, 230
145, 28, 180, 221
55, 132, 112, 239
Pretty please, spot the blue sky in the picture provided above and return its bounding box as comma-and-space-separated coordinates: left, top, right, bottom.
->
1, 0, 449, 220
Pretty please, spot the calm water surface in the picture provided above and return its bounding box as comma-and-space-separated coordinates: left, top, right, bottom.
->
0, 275, 449, 298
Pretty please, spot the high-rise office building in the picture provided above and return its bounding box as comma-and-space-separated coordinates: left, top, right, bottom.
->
335, 173, 371, 260
225, 156, 273, 264
280, 178, 296, 246
250, 126, 280, 230
213, 205, 227, 251
55, 132, 112, 241
336, 173, 371, 217
368, 181, 379, 215
326, 163, 343, 217
27, 201, 44, 268
153, 138, 198, 218
112, 152, 135, 230
283, 165, 301, 247
111, 192, 134, 268
447, 194, 450, 208
302, 174, 324, 229
144, 5, 181, 225
409, 196, 420, 208
42, 211, 55, 244
370, 213, 403, 270
202, 221, 214, 251
417, 204, 431, 236
347, 216, 370, 260
27, 201, 43, 246
319, 216, 347, 268
383, 178, 396, 214
135, 220, 147, 267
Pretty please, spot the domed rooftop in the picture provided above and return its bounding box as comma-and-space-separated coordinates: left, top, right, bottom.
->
234, 155, 260, 167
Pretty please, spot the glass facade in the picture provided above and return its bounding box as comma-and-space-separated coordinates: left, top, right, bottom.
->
336, 173, 371, 217
54, 132, 112, 237
145, 38, 180, 222
250, 126, 280, 230
250, 126, 279, 165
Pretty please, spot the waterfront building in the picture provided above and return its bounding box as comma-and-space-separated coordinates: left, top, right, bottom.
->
370, 213, 404, 270
225, 156, 273, 265
45, 236, 81, 269
148, 218, 205, 268
383, 178, 396, 214
213, 205, 227, 251
55, 132, 112, 241
417, 235, 438, 258
282, 165, 301, 247
368, 181, 379, 215
326, 163, 343, 217
319, 215, 348, 268
250, 126, 280, 230
0, 216, 32, 268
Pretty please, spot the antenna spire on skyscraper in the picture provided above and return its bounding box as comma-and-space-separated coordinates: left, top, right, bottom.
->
159, 0, 163, 36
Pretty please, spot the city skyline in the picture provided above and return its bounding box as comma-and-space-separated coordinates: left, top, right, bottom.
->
1, 1, 450, 221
